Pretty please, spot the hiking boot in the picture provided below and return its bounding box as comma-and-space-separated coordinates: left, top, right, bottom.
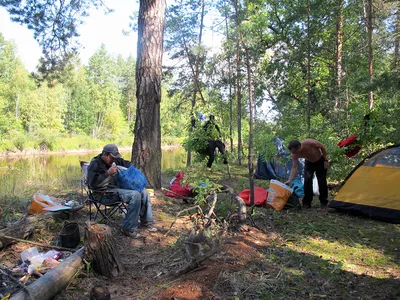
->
302, 203, 311, 209
121, 227, 141, 238
320, 201, 329, 209
141, 223, 158, 232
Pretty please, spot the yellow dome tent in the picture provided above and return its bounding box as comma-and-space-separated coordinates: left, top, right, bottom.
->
329, 145, 400, 223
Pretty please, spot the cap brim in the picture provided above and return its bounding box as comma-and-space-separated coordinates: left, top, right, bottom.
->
110, 153, 121, 158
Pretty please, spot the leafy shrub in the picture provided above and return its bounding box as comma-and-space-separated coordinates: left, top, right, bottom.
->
34, 129, 59, 151
182, 164, 222, 204
13, 132, 30, 151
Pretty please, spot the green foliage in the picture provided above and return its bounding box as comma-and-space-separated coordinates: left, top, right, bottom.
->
162, 136, 183, 146
13, 132, 30, 151
182, 164, 223, 204
35, 128, 59, 151
182, 124, 208, 154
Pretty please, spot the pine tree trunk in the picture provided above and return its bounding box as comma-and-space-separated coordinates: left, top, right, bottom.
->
187, 0, 205, 167
84, 222, 124, 278
335, 0, 344, 109
306, 0, 311, 135
132, 0, 165, 189
366, 0, 374, 109
243, 44, 255, 208
234, 0, 242, 166
394, 8, 399, 70
224, 6, 234, 153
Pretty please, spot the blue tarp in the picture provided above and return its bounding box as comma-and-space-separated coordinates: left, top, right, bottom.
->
254, 138, 304, 182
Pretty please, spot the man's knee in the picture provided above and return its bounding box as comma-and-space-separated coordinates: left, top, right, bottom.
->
141, 189, 150, 202
119, 189, 141, 203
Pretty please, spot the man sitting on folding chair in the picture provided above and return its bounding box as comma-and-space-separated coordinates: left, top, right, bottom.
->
87, 144, 157, 238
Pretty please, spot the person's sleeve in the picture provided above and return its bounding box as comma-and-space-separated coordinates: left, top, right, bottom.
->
215, 124, 221, 135
115, 157, 131, 168
87, 160, 110, 191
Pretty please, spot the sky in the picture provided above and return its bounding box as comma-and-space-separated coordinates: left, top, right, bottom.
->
0, 2, 276, 120
0, 0, 139, 72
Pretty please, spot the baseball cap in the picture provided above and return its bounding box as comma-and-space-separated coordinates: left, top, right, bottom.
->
103, 144, 121, 158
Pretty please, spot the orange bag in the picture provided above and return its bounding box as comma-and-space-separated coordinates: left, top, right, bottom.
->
266, 180, 293, 211
28, 193, 69, 214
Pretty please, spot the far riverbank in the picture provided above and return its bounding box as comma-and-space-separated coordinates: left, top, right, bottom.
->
0, 144, 182, 158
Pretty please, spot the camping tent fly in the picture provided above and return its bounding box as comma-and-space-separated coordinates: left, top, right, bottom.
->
254, 138, 304, 181
329, 145, 400, 223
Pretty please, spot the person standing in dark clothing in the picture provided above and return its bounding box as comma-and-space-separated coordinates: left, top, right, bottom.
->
285, 139, 329, 208
203, 114, 221, 140
202, 114, 228, 168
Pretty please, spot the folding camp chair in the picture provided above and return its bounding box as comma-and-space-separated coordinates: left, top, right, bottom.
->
80, 161, 127, 228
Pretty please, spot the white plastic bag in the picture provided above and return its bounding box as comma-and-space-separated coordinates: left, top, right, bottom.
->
313, 175, 320, 196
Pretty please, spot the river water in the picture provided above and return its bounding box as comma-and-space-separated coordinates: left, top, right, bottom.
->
0, 148, 186, 200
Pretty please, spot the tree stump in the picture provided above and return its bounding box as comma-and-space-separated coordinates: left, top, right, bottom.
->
84, 221, 124, 278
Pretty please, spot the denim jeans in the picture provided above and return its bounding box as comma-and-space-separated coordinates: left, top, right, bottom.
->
99, 188, 153, 230
139, 189, 153, 225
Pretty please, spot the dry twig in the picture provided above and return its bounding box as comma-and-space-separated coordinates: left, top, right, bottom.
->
0, 234, 77, 252
164, 205, 203, 236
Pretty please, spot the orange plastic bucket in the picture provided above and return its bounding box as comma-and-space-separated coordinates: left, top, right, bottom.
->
266, 180, 293, 211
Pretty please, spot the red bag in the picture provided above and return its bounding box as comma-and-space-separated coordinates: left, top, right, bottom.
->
337, 134, 362, 158
238, 187, 268, 206
165, 172, 193, 198
337, 134, 357, 147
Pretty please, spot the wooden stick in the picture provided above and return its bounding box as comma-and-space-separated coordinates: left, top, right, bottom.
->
0, 234, 77, 252
175, 247, 219, 276
164, 205, 203, 237
205, 193, 217, 219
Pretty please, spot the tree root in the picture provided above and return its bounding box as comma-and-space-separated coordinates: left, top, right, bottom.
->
175, 230, 220, 276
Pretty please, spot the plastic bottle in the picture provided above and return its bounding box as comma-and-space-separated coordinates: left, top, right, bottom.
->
20, 247, 39, 262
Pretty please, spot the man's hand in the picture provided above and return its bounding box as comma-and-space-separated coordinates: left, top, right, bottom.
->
284, 180, 291, 186
107, 165, 118, 176
324, 161, 330, 169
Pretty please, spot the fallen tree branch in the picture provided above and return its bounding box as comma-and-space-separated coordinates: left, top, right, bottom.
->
164, 205, 203, 237
0, 234, 76, 252
247, 213, 265, 233
10, 247, 84, 300
205, 192, 217, 219
176, 230, 219, 276
0, 212, 65, 250
204, 193, 218, 228
221, 184, 247, 223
